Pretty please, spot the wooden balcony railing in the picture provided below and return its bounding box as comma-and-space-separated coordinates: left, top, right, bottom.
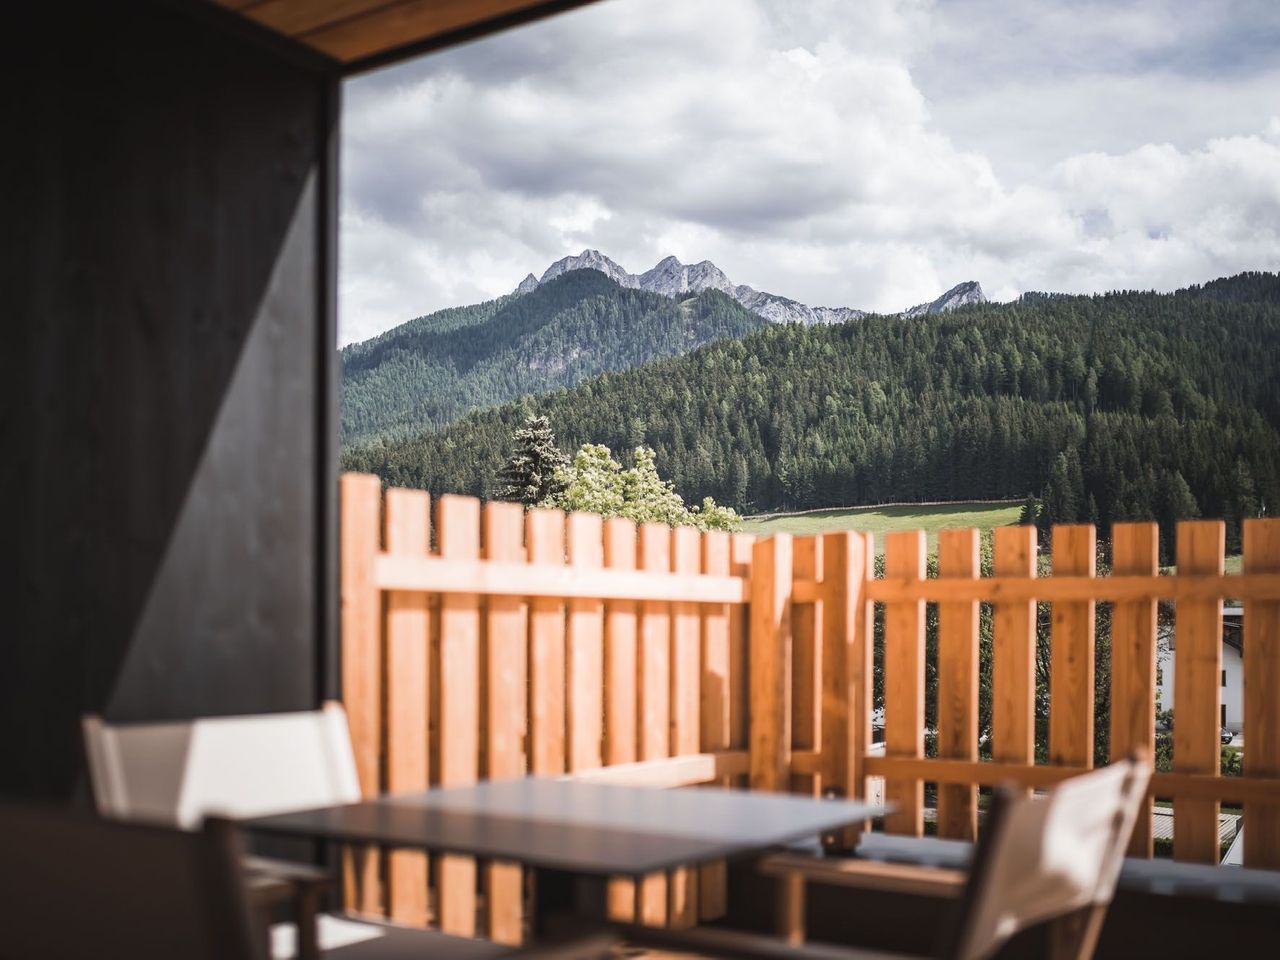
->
339, 473, 1280, 943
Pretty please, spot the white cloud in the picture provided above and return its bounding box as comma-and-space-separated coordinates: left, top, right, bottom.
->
338, 0, 1280, 345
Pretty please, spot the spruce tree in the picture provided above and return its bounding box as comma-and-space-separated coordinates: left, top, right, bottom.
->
497, 415, 568, 506
1018, 494, 1041, 527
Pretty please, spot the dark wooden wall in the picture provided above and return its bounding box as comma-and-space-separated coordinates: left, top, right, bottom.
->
0, 0, 338, 800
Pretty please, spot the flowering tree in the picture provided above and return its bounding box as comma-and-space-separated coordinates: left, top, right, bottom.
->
544, 443, 739, 531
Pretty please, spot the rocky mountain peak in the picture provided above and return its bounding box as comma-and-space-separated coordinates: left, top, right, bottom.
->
903, 281, 987, 317
638, 255, 735, 297
538, 249, 637, 289
512, 250, 982, 326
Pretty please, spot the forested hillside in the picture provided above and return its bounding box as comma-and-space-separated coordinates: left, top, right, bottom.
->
343, 272, 1280, 557
340, 269, 765, 442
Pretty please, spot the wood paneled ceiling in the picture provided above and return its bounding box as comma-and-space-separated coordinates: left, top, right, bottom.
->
213, 0, 602, 73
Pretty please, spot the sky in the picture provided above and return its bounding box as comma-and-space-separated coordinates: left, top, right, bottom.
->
338, 0, 1280, 346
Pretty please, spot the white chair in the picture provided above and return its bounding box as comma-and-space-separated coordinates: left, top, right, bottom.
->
81, 703, 508, 960
82, 702, 361, 828
944, 756, 1151, 960
627, 756, 1152, 960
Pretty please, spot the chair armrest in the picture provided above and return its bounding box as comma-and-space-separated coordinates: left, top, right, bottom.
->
760, 852, 967, 899
246, 873, 297, 907
242, 855, 333, 891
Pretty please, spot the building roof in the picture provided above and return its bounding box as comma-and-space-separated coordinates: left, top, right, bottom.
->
208, 0, 602, 74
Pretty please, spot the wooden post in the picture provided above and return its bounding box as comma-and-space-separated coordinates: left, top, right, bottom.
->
730, 534, 755, 763
567, 513, 605, 774
937, 529, 979, 841
339, 473, 383, 915
484, 501, 526, 944
669, 525, 701, 927
883, 531, 925, 836
992, 526, 1037, 795
638, 522, 671, 925
1109, 522, 1158, 857
1049, 525, 1096, 770
528, 509, 567, 776
383, 488, 430, 925
603, 517, 639, 922
436, 495, 481, 935
750, 534, 793, 793
822, 531, 873, 847
699, 529, 731, 921
791, 536, 822, 796
1173, 520, 1224, 864
778, 872, 806, 946
1243, 518, 1280, 869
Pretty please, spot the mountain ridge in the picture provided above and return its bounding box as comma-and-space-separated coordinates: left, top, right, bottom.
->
516, 249, 985, 324
340, 269, 766, 443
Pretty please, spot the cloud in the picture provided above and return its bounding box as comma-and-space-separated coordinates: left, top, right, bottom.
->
339, 0, 1280, 345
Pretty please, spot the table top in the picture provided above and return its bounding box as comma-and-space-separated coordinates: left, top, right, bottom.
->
244, 778, 883, 876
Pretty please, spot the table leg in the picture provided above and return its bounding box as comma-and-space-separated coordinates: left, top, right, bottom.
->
532, 869, 609, 939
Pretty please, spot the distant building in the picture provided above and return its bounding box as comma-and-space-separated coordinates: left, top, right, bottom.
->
1157, 606, 1243, 732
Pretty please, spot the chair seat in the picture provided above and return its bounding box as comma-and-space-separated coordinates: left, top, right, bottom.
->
272, 915, 513, 960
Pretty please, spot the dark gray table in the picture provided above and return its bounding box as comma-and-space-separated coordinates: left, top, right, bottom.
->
245, 777, 883, 935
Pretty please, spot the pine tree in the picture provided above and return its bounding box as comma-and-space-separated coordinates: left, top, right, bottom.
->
497, 415, 568, 506
1158, 469, 1200, 562
1018, 494, 1041, 527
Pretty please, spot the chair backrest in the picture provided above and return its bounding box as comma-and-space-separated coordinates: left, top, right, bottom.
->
83, 702, 361, 828
942, 756, 1151, 960
0, 803, 263, 960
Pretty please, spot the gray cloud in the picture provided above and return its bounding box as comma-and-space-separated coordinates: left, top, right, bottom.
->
339, 0, 1280, 345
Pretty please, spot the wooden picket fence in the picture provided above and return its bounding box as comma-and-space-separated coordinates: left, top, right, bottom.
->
339, 473, 1280, 943
857, 521, 1280, 870
340, 474, 768, 942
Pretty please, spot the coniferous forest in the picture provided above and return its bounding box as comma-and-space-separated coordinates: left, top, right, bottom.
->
342, 270, 1280, 558
341, 269, 765, 443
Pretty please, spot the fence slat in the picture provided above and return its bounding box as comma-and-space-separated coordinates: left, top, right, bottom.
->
483, 501, 526, 944
791, 536, 822, 796
671, 527, 703, 765
638, 522, 672, 925
750, 534, 793, 793
528, 509, 567, 776
567, 513, 605, 774
822, 531, 874, 848
883, 531, 925, 837
1244, 517, 1280, 869
1173, 521, 1225, 864
437, 495, 481, 935
670, 526, 702, 927
1110, 522, 1159, 857
730, 534, 755, 757
699, 530, 731, 921
339, 473, 383, 916
384, 489, 430, 925
992, 527, 1036, 791
1049, 525, 1095, 770
602, 518, 640, 922
937, 529, 979, 841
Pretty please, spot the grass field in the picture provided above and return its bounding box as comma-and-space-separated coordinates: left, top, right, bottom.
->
742, 500, 1024, 554
1163, 554, 1243, 575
